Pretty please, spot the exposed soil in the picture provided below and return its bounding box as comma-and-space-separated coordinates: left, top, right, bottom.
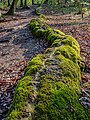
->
0, 6, 90, 119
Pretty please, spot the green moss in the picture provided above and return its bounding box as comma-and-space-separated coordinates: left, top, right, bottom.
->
51, 85, 87, 120
35, 73, 88, 120
29, 19, 40, 30
47, 33, 63, 45
35, 28, 45, 37
46, 29, 65, 45
39, 14, 46, 20
51, 39, 61, 47
7, 110, 22, 120
32, 26, 40, 33
55, 45, 80, 63
34, 53, 89, 120
25, 54, 43, 76
7, 76, 32, 120
44, 28, 54, 38
53, 29, 65, 36
38, 14, 46, 22
61, 35, 80, 54
7, 16, 90, 120
56, 55, 80, 80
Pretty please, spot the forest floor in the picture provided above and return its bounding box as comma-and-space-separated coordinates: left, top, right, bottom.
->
0, 7, 48, 119
0, 6, 90, 119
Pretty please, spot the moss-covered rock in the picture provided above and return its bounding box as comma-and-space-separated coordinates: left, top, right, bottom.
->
35, 28, 45, 37
47, 33, 63, 45
7, 15, 90, 120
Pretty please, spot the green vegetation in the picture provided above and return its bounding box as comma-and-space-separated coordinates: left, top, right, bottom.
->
1, 0, 89, 16
7, 76, 33, 120
55, 45, 80, 63
61, 35, 80, 56
35, 74, 87, 120
24, 54, 43, 76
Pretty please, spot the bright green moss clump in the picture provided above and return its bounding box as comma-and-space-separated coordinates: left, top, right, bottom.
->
29, 19, 40, 30
53, 29, 65, 36
55, 45, 80, 63
35, 28, 45, 37
25, 54, 43, 76
29, 17, 65, 45
61, 35, 80, 55
47, 33, 63, 45
35, 74, 88, 120
7, 76, 33, 120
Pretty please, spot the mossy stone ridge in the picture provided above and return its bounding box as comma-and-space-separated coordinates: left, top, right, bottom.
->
7, 15, 90, 120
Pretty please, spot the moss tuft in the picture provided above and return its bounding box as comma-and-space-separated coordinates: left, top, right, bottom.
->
25, 54, 43, 76
61, 35, 80, 54
47, 33, 63, 45
29, 19, 40, 31
51, 39, 61, 47
53, 29, 65, 36
7, 76, 32, 120
55, 45, 80, 63
35, 28, 45, 37
38, 14, 46, 21
44, 28, 53, 38
35, 73, 88, 120
32, 26, 40, 33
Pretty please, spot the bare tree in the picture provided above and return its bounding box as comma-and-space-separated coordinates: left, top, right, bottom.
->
24, 0, 28, 8
8, 0, 10, 6
6, 0, 19, 15
77, 0, 82, 14
20, 0, 23, 7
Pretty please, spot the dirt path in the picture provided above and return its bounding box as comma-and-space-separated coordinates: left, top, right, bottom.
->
0, 9, 48, 120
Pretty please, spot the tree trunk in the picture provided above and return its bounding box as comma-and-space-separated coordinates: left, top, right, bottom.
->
32, 0, 34, 5
65, 0, 68, 4
6, 0, 19, 15
8, 0, 10, 6
44, 0, 48, 4
20, 0, 23, 7
77, 0, 82, 14
57, 0, 60, 5
24, 0, 27, 7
